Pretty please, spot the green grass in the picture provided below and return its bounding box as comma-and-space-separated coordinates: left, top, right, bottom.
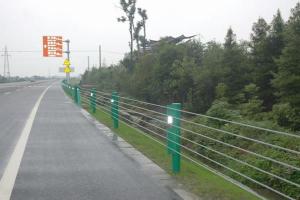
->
87, 106, 260, 200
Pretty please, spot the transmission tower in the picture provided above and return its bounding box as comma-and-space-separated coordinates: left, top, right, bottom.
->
1, 46, 11, 78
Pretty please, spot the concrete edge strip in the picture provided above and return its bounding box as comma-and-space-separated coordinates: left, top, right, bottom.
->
0, 84, 52, 200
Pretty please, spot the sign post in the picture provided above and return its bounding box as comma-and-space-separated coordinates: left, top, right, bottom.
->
63, 58, 72, 83
63, 40, 71, 83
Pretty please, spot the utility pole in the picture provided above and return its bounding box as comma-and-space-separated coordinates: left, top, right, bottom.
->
63, 40, 70, 83
99, 45, 101, 68
1, 46, 11, 79
87, 56, 90, 71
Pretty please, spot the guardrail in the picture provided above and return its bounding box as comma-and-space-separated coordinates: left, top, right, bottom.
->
61, 80, 300, 200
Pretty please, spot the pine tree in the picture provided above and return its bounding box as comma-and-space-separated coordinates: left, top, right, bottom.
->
223, 28, 250, 101
250, 17, 275, 109
269, 10, 285, 59
272, 3, 300, 130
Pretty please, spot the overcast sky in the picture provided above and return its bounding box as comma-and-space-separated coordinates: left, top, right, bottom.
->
0, 0, 298, 77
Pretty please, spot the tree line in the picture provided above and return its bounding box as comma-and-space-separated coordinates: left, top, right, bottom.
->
82, 2, 300, 132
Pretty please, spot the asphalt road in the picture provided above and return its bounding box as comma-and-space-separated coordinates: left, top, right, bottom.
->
0, 81, 181, 200
0, 81, 53, 179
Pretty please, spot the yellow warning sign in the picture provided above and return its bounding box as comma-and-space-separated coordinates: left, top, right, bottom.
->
63, 59, 70, 66
64, 66, 71, 73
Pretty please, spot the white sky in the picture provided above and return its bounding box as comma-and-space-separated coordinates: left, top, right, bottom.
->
0, 0, 298, 77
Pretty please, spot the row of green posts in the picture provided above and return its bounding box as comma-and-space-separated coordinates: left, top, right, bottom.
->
61, 80, 182, 173
61, 80, 94, 113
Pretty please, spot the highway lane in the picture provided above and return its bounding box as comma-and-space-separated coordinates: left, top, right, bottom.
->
1, 82, 181, 200
0, 81, 49, 93
0, 81, 54, 182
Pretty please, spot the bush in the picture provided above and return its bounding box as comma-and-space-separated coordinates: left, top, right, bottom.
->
272, 103, 298, 130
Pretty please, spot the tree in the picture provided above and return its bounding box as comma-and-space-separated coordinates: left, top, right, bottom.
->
272, 3, 300, 130
250, 18, 270, 44
240, 83, 263, 118
269, 10, 285, 59
138, 8, 148, 52
249, 18, 276, 110
222, 27, 250, 101
224, 27, 237, 49
117, 0, 137, 66
134, 21, 143, 57
249, 13, 286, 111
167, 57, 195, 103
187, 41, 224, 113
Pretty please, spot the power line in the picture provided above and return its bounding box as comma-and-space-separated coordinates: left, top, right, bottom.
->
1, 46, 11, 78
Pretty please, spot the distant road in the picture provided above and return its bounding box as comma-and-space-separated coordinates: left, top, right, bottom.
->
0, 81, 52, 93
0, 81, 181, 200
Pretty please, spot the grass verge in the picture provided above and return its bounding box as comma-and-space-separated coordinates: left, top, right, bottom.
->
86, 106, 260, 200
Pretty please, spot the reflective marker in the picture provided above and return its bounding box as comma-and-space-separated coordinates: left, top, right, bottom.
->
167, 116, 173, 124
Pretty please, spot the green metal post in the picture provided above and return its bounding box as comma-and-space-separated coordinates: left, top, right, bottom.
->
166, 103, 181, 173
74, 86, 78, 103
90, 88, 96, 113
167, 104, 172, 155
77, 87, 81, 107
111, 91, 119, 129
72, 87, 74, 97
71, 86, 73, 98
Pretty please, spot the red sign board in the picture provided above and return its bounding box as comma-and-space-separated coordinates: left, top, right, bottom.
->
43, 36, 63, 57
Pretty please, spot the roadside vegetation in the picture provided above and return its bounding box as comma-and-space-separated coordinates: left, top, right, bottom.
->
82, 103, 260, 200
79, 2, 300, 199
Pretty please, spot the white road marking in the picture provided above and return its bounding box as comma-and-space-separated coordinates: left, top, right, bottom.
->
4, 92, 11, 95
0, 84, 52, 200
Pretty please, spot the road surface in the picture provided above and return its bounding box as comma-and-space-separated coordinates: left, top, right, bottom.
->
0, 81, 50, 179
0, 81, 181, 200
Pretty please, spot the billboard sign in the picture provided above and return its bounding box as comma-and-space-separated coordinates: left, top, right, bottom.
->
43, 36, 63, 57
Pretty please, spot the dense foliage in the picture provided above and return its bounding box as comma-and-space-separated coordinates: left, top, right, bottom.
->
82, 4, 300, 132
81, 3, 300, 199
